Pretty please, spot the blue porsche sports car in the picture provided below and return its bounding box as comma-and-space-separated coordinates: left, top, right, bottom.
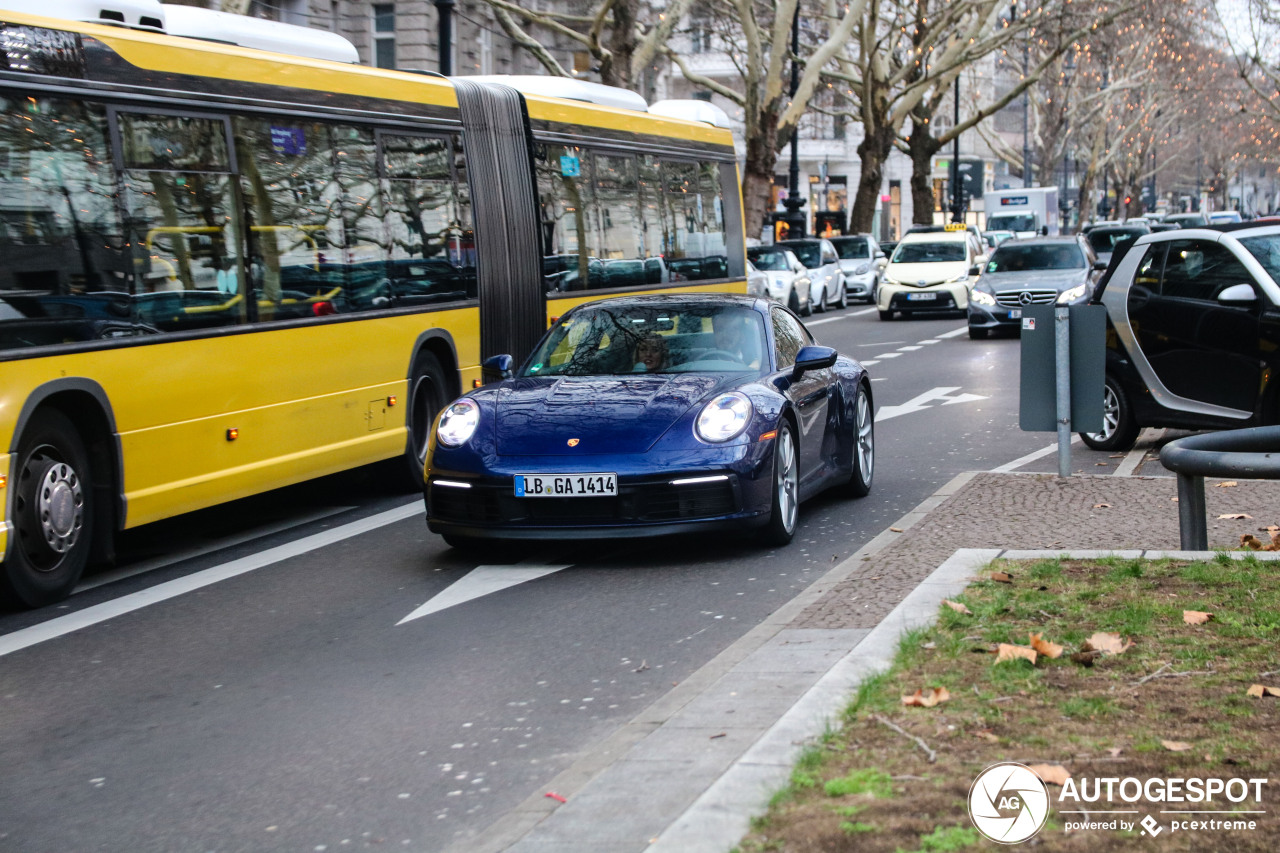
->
423, 294, 874, 547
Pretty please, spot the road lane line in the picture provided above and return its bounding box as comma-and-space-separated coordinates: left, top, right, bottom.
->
873, 352, 902, 359
1113, 444, 1150, 477
918, 340, 940, 345
990, 437, 1082, 473
897, 345, 923, 351
0, 501, 423, 659
936, 327, 969, 339
75, 506, 354, 592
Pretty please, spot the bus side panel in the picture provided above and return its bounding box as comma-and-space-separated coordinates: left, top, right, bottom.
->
1, 307, 479, 531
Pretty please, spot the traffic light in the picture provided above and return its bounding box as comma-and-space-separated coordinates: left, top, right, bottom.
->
774, 219, 790, 242
1124, 195, 1132, 206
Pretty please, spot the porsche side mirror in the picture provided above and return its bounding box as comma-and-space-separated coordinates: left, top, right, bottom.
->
792, 345, 838, 378
482, 353, 515, 382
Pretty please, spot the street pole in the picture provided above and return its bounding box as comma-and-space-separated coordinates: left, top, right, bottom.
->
782, 4, 806, 237
1018, 2, 1031, 188
950, 76, 962, 223
434, 0, 454, 76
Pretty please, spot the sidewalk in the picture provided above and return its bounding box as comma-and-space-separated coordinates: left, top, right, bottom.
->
450, 470, 1280, 853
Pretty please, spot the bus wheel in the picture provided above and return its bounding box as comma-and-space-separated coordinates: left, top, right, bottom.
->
404, 352, 449, 489
3, 410, 93, 608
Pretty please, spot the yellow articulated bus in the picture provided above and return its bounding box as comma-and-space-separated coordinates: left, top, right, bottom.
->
0, 3, 747, 606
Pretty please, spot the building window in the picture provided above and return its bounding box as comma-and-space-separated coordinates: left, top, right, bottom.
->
692, 90, 712, 102
372, 4, 395, 69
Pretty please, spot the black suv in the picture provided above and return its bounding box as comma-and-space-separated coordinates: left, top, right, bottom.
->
1080, 223, 1280, 450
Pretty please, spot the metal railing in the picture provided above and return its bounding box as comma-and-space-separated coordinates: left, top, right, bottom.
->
1158, 426, 1280, 550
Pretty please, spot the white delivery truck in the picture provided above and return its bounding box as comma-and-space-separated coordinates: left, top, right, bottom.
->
985, 187, 1060, 237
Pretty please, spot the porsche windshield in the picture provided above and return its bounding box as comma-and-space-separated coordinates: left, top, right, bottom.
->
524, 304, 768, 376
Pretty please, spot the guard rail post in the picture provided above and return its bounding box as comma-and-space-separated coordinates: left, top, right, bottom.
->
1158, 425, 1280, 552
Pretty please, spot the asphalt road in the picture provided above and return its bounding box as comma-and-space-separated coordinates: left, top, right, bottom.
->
0, 305, 1152, 852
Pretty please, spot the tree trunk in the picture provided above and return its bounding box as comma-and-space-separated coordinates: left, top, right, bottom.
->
907, 125, 942, 226
741, 108, 782, 241
849, 125, 894, 234
600, 2, 637, 89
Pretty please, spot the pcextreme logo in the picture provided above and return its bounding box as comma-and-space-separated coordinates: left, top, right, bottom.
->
968, 762, 1050, 844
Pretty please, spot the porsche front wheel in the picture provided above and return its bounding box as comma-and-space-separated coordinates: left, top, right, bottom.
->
844, 384, 874, 497
760, 422, 799, 546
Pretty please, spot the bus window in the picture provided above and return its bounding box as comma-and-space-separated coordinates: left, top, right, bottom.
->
233, 118, 346, 320
332, 125, 388, 310
381, 133, 476, 305
537, 142, 592, 293
0, 95, 130, 315
118, 112, 245, 331
592, 152, 647, 288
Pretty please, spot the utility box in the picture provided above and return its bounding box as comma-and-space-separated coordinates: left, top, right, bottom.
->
1019, 304, 1106, 433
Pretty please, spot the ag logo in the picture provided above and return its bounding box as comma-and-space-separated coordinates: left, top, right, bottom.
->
968, 762, 1050, 844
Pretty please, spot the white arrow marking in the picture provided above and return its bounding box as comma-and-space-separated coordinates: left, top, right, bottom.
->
875, 386, 989, 422
397, 563, 574, 625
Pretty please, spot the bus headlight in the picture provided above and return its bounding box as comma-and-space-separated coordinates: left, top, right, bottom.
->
436, 398, 480, 447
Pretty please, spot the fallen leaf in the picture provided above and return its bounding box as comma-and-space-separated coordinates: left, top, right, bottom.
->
1219, 513, 1253, 520
1071, 650, 1101, 666
1029, 632, 1064, 659
1096, 462, 1109, 466
1162, 740, 1193, 752
1261, 525, 1280, 533
889, 527, 904, 533
1083, 632, 1133, 655
1093, 503, 1112, 509
1107, 747, 1123, 757
1029, 764, 1071, 786
991, 571, 1014, 583
1241, 534, 1265, 551
996, 643, 1038, 665
943, 599, 972, 615
1172, 497, 1179, 503
1183, 610, 1214, 625
974, 730, 999, 743
901, 686, 951, 708
1109, 454, 1125, 458
709, 732, 727, 739
1247, 684, 1280, 698
1215, 481, 1239, 488
544, 791, 567, 803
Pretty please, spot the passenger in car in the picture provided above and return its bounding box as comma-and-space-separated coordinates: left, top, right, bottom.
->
633, 333, 668, 372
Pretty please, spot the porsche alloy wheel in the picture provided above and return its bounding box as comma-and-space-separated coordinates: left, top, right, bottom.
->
845, 384, 874, 497
761, 422, 799, 545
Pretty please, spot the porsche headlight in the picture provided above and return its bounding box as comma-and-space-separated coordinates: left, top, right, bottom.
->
1057, 282, 1089, 304
436, 398, 480, 447
970, 288, 996, 306
696, 392, 753, 443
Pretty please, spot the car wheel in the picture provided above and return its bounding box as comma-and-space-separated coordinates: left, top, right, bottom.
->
843, 383, 874, 497
815, 286, 827, 313
1079, 374, 1140, 451
878, 309, 894, 321
402, 352, 449, 490
836, 281, 848, 309
787, 287, 801, 314
760, 421, 799, 546
868, 279, 879, 304
2, 409, 93, 608
969, 327, 988, 340
800, 293, 813, 317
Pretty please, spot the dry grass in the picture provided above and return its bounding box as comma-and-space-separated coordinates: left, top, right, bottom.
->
734, 554, 1280, 852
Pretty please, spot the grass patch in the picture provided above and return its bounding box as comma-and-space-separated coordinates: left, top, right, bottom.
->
735, 556, 1280, 852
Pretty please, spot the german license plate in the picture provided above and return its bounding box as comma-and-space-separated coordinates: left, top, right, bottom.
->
1008, 309, 1022, 319
515, 473, 617, 497
906, 292, 938, 301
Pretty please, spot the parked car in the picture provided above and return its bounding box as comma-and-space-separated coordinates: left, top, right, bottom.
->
828, 233, 884, 303
1081, 222, 1280, 451
1163, 213, 1209, 228
1210, 210, 1243, 225
967, 237, 1103, 339
1086, 224, 1151, 268
747, 246, 813, 315
983, 230, 1016, 250
777, 237, 847, 312
423, 294, 875, 547
746, 260, 769, 299
877, 231, 985, 320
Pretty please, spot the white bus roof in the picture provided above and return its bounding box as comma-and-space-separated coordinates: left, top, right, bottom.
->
467, 75, 649, 112
648, 99, 732, 129
161, 5, 358, 63
0, 0, 359, 63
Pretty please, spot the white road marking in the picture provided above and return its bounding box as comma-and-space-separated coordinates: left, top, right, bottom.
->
918, 340, 940, 345
876, 387, 989, 422
397, 562, 574, 625
897, 345, 923, 352
0, 501, 423, 659
936, 327, 969, 339
860, 341, 904, 347
75, 506, 354, 592
990, 436, 1082, 473
861, 360, 879, 367
805, 306, 877, 326
1113, 443, 1151, 477
873, 352, 902, 359
871, 377, 888, 381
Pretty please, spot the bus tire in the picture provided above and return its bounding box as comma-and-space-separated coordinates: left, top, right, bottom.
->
403, 352, 449, 491
2, 409, 94, 608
